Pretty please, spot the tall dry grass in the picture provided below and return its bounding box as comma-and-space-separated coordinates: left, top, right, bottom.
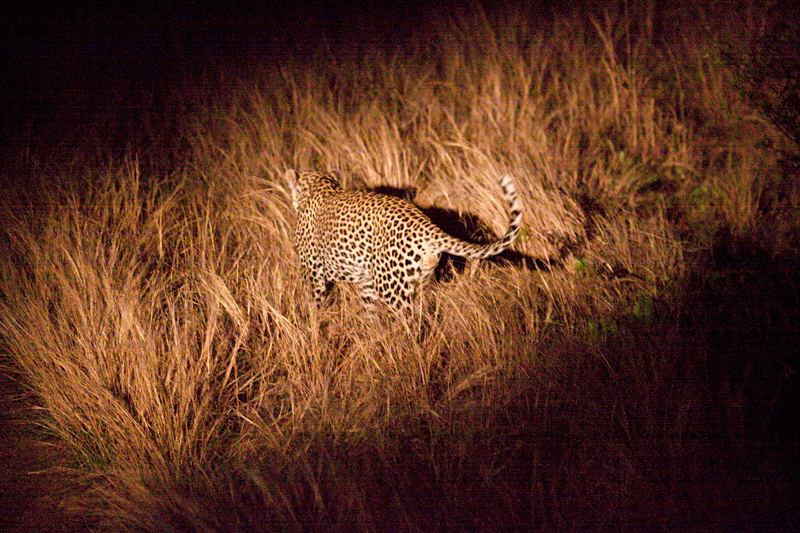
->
1, 2, 796, 530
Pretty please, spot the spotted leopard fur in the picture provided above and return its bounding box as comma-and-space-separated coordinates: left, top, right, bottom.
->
288, 170, 523, 312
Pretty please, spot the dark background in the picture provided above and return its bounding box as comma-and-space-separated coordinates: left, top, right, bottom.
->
0, 0, 452, 179
1, 0, 428, 105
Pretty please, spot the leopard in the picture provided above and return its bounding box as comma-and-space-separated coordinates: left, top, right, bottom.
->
287, 169, 523, 313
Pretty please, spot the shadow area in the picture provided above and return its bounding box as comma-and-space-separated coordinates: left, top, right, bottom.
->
0, 369, 86, 532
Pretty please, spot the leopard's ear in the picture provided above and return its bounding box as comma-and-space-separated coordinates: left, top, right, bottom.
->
285, 169, 298, 204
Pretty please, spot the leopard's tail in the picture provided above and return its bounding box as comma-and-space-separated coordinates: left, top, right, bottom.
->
441, 173, 523, 259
